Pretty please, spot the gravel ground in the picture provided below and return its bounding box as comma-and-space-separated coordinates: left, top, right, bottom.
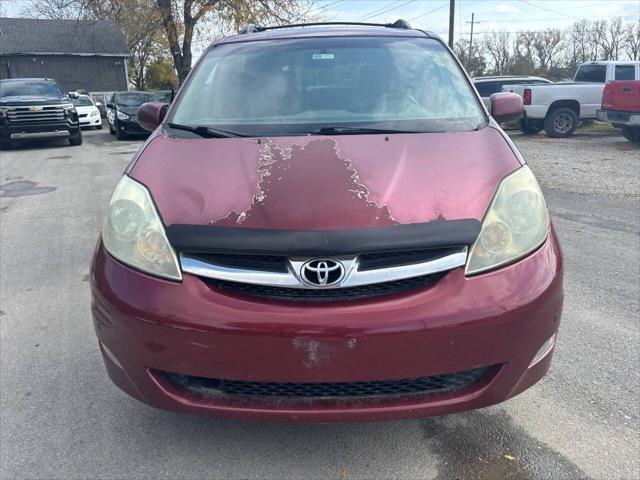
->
1, 127, 639, 480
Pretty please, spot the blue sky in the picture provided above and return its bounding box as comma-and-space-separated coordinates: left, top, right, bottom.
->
1, 0, 638, 42
314, 0, 640, 39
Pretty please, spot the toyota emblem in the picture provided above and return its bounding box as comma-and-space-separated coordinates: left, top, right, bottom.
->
300, 259, 345, 287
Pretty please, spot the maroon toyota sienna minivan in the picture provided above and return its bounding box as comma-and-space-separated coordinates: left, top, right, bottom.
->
90, 21, 563, 422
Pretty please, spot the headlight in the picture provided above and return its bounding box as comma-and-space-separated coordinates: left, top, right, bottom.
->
102, 176, 181, 281
62, 103, 76, 117
117, 111, 129, 120
465, 165, 549, 276
91, 110, 99, 116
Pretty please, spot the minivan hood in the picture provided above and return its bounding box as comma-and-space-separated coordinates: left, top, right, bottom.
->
130, 127, 521, 230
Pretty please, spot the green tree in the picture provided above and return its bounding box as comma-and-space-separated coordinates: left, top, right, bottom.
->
146, 57, 178, 90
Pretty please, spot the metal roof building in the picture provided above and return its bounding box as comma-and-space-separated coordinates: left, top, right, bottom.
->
0, 17, 130, 92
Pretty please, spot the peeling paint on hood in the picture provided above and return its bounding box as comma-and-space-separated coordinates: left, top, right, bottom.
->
215, 137, 397, 228
129, 127, 520, 230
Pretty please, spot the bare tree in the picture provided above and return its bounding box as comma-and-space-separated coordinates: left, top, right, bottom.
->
484, 31, 513, 75
24, 0, 164, 90
531, 29, 562, 71
589, 20, 609, 60
598, 17, 625, 60
568, 20, 591, 65
155, 0, 315, 85
624, 21, 640, 60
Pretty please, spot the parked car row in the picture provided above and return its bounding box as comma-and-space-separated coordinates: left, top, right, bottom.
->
0, 77, 175, 148
473, 60, 640, 141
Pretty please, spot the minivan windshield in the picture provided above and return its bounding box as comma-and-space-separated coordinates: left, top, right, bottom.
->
170, 36, 485, 136
116, 92, 155, 107
0, 79, 64, 98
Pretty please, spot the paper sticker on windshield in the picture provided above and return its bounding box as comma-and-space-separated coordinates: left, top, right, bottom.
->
313, 53, 334, 60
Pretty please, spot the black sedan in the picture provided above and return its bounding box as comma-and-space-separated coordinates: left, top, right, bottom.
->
107, 91, 155, 140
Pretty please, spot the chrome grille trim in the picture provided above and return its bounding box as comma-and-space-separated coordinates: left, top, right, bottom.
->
181, 247, 467, 289
5, 105, 67, 123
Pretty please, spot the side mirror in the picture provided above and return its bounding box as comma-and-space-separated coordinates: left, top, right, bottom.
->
95, 102, 102, 107
68, 92, 79, 99
490, 92, 523, 124
139, 102, 169, 132
106, 102, 114, 109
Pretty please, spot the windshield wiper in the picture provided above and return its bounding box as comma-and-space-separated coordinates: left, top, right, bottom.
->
166, 122, 244, 138
310, 126, 420, 135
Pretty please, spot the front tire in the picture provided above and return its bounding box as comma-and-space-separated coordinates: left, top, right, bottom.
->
520, 119, 542, 134
544, 107, 578, 138
109, 121, 115, 135
69, 132, 83, 146
622, 126, 640, 143
115, 121, 127, 140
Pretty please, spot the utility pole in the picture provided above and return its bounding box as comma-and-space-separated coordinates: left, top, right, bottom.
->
466, 13, 480, 67
448, 0, 455, 48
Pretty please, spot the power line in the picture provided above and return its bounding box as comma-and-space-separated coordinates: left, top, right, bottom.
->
409, 2, 449, 22
309, 0, 348, 15
355, 0, 414, 22
517, 0, 579, 20
477, 13, 638, 23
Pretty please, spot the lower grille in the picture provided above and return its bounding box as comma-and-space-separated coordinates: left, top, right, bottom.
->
202, 270, 448, 302
160, 365, 497, 401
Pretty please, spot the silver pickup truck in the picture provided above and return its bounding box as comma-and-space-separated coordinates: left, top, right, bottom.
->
503, 61, 640, 137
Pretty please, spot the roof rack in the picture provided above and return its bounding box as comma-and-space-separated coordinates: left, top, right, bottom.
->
238, 19, 413, 34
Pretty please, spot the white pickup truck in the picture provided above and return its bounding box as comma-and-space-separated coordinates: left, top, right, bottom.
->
503, 61, 640, 137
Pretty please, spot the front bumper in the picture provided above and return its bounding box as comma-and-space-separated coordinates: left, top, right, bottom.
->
596, 109, 640, 127
118, 118, 147, 135
0, 121, 80, 141
79, 115, 102, 127
90, 229, 563, 422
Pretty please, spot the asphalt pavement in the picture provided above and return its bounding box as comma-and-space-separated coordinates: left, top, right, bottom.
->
1, 126, 638, 479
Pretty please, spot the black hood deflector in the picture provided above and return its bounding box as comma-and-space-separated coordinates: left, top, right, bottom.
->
167, 219, 481, 256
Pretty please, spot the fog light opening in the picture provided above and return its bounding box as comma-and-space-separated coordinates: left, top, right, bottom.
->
529, 334, 556, 367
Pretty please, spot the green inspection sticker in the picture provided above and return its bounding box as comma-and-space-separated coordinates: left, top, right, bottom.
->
312, 53, 334, 60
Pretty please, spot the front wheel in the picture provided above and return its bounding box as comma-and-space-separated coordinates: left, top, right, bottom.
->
520, 119, 542, 134
544, 108, 578, 138
115, 121, 127, 140
622, 126, 640, 143
69, 132, 83, 146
